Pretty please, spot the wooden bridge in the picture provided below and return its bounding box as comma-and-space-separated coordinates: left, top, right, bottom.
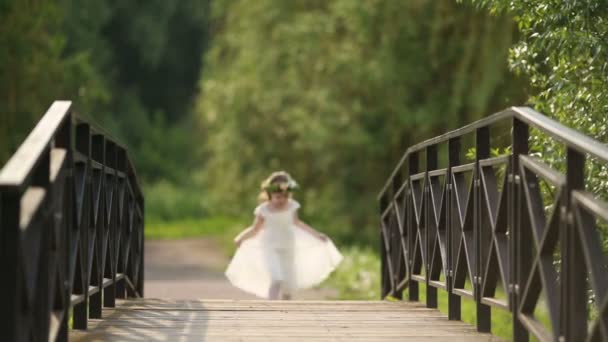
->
69, 299, 501, 341
1, 101, 608, 341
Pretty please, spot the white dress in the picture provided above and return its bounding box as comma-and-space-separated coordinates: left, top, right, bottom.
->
225, 199, 343, 298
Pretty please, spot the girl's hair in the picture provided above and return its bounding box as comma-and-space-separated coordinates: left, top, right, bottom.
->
257, 171, 298, 202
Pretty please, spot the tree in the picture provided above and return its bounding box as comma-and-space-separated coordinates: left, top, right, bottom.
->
469, 0, 608, 196
0, 0, 108, 163
196, 0, 525, 243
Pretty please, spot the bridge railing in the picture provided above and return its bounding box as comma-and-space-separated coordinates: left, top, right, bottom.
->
378, 106, 608, 341
0, 101, 145, 342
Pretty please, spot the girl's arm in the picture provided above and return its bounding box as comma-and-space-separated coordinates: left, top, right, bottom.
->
294, 212, 327, 241
235, 216, 265, 246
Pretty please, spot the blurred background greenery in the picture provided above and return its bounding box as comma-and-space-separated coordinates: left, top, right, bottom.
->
2, 1, 608, 337
0, 0, 528, 243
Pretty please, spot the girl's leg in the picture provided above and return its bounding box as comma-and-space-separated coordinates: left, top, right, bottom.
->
268, 248, 285, 300
266, 248, 284, 300
269, 248, 294, 300
280, 248, 295, 300
268, 281, 281, 300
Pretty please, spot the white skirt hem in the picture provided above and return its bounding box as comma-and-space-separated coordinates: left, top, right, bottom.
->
225, 227, 343, 298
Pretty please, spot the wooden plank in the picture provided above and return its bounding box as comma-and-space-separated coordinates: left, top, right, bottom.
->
72, 334, 499, 342
70, 298, 503, 341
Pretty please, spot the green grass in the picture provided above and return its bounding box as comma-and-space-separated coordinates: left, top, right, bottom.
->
322, 246, 381, 300
145, 216, 247, 254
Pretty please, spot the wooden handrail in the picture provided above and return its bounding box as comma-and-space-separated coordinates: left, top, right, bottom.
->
378, 106, 608, 200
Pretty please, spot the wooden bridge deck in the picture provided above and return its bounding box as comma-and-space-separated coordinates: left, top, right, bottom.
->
70, 298, 501, 341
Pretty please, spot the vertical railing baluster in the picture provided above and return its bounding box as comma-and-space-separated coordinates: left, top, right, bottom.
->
448, 138, 462, 320
89, 134, 104, 319
0, 190, 21, 341
426, 145, 438, 308
115, 148, 127, 300
55, 114, 72, 342
408, 152, 419, 301
73, 123, 91, 330
392, 169, 404, 300
512, 117, 530, 341
104, 141, 117, 308
138, 194, 145, 297
563, 148, 586, 341
49, 113, 73, 341
379, 191, 389, 298
34, 146, 52, 340
475, 126, 491, 332
33, 144, 52, 338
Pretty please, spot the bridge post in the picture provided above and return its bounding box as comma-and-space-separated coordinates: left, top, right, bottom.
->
511, 118, 529, 341
447, 138, 461, 320
104, 142, 117, 308
408, 152, 419, 301
139, 202, 145, 297
73, 123, 91, 330
475, 126, 491, 333
0, 191, 21, 341
89, 133, 104, 319
392, 170, 404, 300
50, 116, 73, 342
425, 145, 438, 309
136, 182, 145, 298
379, 193, 389, 298
562, 148, 586, 341
115, 148, 127, 300
127, 181, 145, 298
34, 147, 53, 340
380, 228, 388, 298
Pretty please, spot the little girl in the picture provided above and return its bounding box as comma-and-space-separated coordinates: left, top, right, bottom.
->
225, 171, 343, 299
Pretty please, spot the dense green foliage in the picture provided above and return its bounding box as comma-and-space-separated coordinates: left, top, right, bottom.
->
470, 0, 608, 128
0, 1, 98, 161
468, 0, 608, 195
196, 0, 525, 244
1, 0, 211, 225
4, 0, 608, 248
0, 0, 209, 184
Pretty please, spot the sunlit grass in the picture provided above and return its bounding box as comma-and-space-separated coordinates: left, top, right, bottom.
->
323, 246, 381, 300
145, 216, 247, 253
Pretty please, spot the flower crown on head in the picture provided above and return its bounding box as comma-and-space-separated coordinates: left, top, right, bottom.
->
261, 171, 299, 193
263, 180, 299, 193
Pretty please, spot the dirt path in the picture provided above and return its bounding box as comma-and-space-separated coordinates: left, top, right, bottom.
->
144, 238, 337, 300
